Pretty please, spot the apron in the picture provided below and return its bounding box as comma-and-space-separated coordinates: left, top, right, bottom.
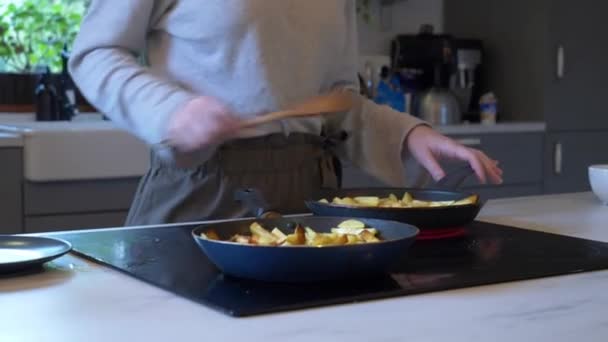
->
125, 133, 342, 226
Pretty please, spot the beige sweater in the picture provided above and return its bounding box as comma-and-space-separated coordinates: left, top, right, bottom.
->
69, 0, 427, 186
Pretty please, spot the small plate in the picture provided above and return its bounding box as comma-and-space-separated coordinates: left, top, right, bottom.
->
0, 235, 72, 274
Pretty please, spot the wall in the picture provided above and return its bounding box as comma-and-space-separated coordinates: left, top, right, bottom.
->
357, 0, 444, 55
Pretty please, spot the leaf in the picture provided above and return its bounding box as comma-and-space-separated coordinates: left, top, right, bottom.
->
0, 0, 88, 72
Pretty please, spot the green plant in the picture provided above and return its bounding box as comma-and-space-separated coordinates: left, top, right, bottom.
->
0, 0, 87, 73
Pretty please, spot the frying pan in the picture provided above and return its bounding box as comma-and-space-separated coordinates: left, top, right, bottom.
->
306, 166, 484, 229
191, 191, 419, 283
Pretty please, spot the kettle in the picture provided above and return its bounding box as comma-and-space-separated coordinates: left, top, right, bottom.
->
419, 87, 462, 125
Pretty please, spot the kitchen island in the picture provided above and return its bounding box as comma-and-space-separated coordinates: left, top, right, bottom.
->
2, 192, 607, 342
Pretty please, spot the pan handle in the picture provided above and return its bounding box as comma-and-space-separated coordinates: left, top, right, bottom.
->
434, 165, 475, 190
234, 189, 282, 219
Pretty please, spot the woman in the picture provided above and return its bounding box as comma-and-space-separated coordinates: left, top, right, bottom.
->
70, 0, 502, 226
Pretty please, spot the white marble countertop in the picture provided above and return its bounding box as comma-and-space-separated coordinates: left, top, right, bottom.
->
2, 192, 608, 342
0, 132, 23, 147
436, 122, 546, 135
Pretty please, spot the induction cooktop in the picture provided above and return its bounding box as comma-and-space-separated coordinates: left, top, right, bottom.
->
52, 221, 608, 317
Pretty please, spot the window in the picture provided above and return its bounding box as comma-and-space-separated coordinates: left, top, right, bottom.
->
0, 0, 88, 73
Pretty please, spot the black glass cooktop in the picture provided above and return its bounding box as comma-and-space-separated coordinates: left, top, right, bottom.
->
52, 222, 608, 317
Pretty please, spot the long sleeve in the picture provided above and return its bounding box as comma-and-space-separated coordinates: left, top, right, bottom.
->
69, 0, 197, 146
326, 1, 429, 187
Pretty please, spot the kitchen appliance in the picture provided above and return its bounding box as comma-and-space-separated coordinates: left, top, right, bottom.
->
452, 39, 484, 121
391, 31, 485, 124
418, 87, 462, 125
53, 222, 608, 317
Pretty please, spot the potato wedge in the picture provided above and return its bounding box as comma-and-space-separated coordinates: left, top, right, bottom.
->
304, 227, 318, 244
402, 192, 413, 205
360, 230, 380, 243
332, 197, 359, 206
286, 226, 306, 245
453, 195, 479, 206
271, 228, 288, 244
250, 222, 277, 242
221, 220, 382, 247
346, 234, 363, 244
354, 196, 380, 207
230, 235, 252, 244
410, 200, 431, 208
201, 229, 220, 241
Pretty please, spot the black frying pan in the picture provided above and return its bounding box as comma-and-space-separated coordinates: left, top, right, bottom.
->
192, 217, 418, 283
306, 166, 484, 229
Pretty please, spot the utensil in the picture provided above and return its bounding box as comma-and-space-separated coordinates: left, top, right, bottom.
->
190, 189, 419, 283
0, 235, 72, 274
306, 166, 483, 230
239, 90, 354, 128
156, 91, 354, 151
192, 217, 418, 283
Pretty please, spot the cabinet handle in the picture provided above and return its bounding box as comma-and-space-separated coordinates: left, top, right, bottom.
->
554, 142, 563, 175
456, 138, 482, 147
557, 45, 565, 80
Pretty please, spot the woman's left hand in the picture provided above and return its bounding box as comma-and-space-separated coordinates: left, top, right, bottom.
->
406, 125, 503, 184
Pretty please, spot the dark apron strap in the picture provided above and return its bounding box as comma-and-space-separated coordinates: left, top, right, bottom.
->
321, 130, 349, 188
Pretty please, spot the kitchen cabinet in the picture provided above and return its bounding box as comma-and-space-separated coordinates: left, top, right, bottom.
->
545, 1, 608, 131
341, 131, 545, 200
444, 0, 608, 130
22, 178, 139, 232
445, 1, 608, 193
543, 132, 608, 194
0, 148, 23, 234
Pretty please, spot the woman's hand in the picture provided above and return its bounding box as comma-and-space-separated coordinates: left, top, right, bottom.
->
166, 96, 242, 152
406, 125, 503, 184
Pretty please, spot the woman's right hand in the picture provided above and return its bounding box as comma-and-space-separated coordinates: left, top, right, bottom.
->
166, 96, 242, 152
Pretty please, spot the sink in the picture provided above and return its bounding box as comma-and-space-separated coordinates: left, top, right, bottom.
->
0, 117, 150, 182
0, 112, 104, 124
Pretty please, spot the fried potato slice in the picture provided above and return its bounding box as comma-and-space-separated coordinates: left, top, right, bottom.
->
250, 222, 276, 240
286, 226, 306, 245
453, 195, 479, 206
402, 192, 413, 205
201, 229, 220, 241
220, 220, 382, 247
354, 196, 380, 207
360, 229, 380, 243
230, 235, 252, 244
271, 228, 288, 244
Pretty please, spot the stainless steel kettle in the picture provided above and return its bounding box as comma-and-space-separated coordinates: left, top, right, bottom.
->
419, 87, 462, 125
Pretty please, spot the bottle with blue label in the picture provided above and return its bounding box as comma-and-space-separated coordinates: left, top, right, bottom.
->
479, 92, 498, 125
374, 66, 406, 112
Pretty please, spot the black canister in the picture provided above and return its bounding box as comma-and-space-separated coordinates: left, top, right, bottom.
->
35, 67, 59, 121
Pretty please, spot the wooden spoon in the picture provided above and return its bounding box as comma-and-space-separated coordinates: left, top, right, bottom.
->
240, 90, 354, 128
155, 91, 354, 150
